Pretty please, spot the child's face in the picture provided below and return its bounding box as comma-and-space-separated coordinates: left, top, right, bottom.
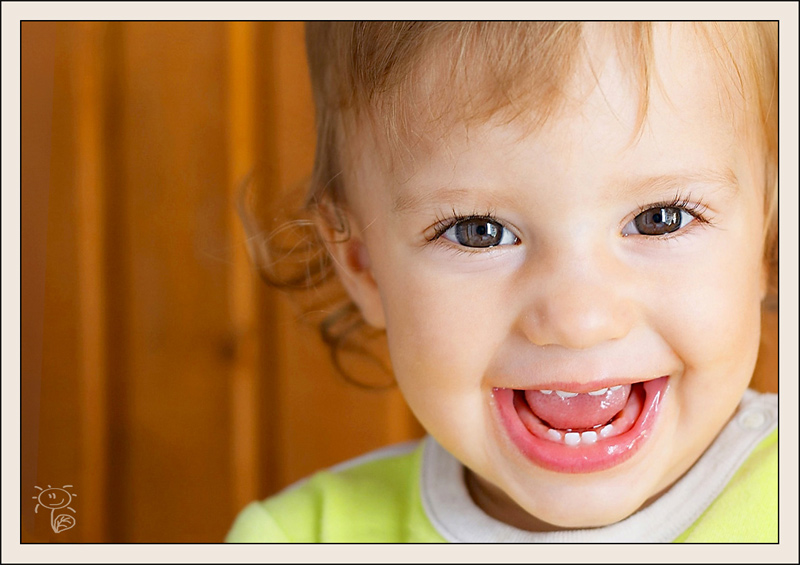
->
339, 27, 768, 529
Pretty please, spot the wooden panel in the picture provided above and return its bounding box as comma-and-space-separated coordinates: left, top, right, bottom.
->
22, 21, 84, 543
225, 20, 262, 518
69, 22, 112, 543
752, 306, 778, 393
21, 21, 55, 543
112, 22, 235, 542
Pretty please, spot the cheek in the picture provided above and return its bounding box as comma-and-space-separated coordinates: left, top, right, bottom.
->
373, 253, 511, 431
381, 269, 499, 376
655, 234, 764, 379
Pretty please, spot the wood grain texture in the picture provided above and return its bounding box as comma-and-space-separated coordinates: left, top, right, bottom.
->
23, 21, 83, 544
225, 20, 262, 520
70, 22, 111, 543
113, 22, 234, 542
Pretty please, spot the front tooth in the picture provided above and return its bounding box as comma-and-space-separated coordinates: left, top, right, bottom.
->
600, 424, 614, 437
581, 431, 597, 444
587, 387, 608, 396
609, 385, 622, 391
564, 432, 581, 446
539, 390, 553, 395
555, 390, 578, 398
546, 429, 562, 442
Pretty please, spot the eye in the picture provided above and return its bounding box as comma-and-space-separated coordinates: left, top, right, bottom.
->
441, 217, 518, 248
622, 206, 697, 236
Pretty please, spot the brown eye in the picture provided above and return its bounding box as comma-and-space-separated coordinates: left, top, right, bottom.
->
631, 207, 685, 236
443, 217, 518, 248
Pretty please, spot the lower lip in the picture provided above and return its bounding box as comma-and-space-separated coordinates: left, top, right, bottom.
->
493, 376, 669, 474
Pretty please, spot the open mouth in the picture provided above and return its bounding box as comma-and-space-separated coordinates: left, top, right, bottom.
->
493, 376, 669, 473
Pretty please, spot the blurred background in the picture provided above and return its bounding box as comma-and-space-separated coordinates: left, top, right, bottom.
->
21, 21, 776, 543
21, 21, 424, 543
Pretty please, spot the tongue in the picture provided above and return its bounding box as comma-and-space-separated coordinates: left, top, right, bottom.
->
524, 386, 631, 430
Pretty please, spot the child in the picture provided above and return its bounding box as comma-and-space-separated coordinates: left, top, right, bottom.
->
227, 22, 778, 542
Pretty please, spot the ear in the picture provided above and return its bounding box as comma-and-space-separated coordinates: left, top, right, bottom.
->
319, 213, 386, 329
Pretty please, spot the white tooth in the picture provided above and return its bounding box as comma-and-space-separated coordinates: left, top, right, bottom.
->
587, 387, 608, 396
546, 429, 562, 442
564, 432, 580, 446
539, 390, 553, 395
556, 390, 578, 398
581, 431, 597, 444
609, 385, 622, 391
600, 424, 614, 437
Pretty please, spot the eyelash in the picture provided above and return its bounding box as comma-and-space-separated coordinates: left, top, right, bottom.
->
427, 210, 503, 241
426, 194, 713, 251
626, 193, 713, 236
425, 209, 519, 255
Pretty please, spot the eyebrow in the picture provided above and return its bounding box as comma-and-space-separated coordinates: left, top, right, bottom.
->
614, 168, 741, 202
391, 168, 741, 215
392, 187, 520, 215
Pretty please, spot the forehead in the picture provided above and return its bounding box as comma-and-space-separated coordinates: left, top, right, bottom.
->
342, 23, 764, 194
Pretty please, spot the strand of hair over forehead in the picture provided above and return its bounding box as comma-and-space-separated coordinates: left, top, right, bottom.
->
325, 22, 659, 163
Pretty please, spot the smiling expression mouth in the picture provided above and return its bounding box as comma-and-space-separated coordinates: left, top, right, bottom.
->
493, 377, 669, 473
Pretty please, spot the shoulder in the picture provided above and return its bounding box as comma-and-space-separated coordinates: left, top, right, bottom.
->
226, 440, 442, 543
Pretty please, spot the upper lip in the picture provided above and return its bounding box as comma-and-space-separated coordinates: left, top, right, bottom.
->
490, 363, 673, 392
510, 379, 647, 394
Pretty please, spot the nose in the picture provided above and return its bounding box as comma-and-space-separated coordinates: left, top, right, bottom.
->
517, 246, 637, 350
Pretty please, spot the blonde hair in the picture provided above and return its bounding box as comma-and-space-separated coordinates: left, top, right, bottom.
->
246, 22, 778, 381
